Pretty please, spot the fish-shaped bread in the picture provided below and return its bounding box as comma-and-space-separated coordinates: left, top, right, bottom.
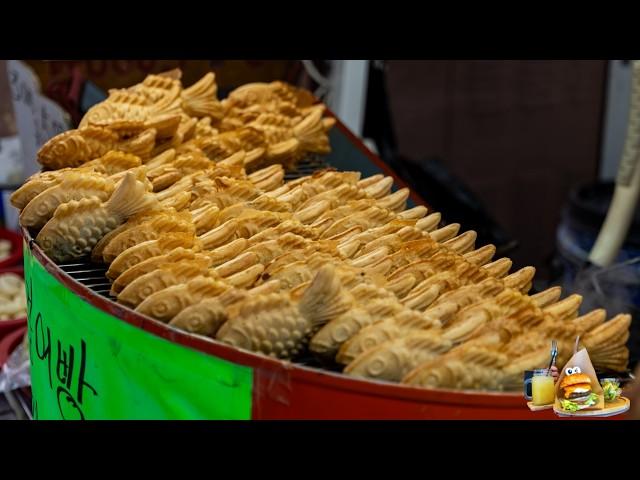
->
35, 173, 158, 263
109, 247, 202, 295
20, 173, 115, 229
117, 257, 214, 307
37, 126, 157, 170
344, 330, 452, 382
401, 339, 549, 391
168, 280, 282, 337
216, 265, 352, 359
181, 72, 224, 120
101, 209, 195, 262
136, 275, 230, 323
106, 232, 198, 281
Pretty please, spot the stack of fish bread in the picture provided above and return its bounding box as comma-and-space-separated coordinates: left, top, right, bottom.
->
12, 69, 631, 393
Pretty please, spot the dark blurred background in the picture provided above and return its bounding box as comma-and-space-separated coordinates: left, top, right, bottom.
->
384, 60, 607, 282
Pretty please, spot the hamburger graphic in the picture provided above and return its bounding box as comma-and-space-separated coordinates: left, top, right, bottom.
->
559, 367, 599, 412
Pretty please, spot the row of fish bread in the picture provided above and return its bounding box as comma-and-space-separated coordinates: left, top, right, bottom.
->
13, 78, 631, 392
33, 69, 335, 174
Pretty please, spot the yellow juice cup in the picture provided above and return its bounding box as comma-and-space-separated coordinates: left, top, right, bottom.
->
531, 369, 555, 406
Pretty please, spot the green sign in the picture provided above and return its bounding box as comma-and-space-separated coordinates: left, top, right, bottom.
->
24, 245, 253, 419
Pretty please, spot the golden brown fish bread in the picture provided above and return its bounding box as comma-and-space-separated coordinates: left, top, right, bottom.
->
20, 173, 115, 229
160, 191, 192, 212
136, 276, 230, 323
301, 170, 361, 191
204, 238, 250, 267
10, 168, 95, 210
359, 238, 441, 275
190, 203, 221, 235
395, 205, 429, 221
153, 173, 199, 202
309, 299, 406, 361
191, 180, 263, 211
480, 257, 513, 278
441, 231, 477, 254
503, 266, 536, 294
309, 307, 373, 360
376, 188, 410, 212
91, 208, 169, 262
242, 110, 330, 170
198, 210, 290, 250
84, 151, 143, 175
528, 286, 563, 308
216, 265, 352, 359
396, 264, 488, 310
571, 308, 606, 333
109, 247, 202, 295
319, 207, 397, 239
12, 152, 140, 212
274, 182, 326, 210
582, 313, 632, 354
312, 199, 383, 226
361, 176, 394, 199
356, 174, 384, 189
441, 300, 515, 344
80, 75, 183, 133
210, 235, 309, 279
101, 209, 195, 263
193, 127, 266, 164
37, 126, 157, 170
336, 307, 451, 365
245, 194, 293, 213
344, 331, 452, 382
106, 232, 197, 281
181, 72, 224, 120
402, 346, 510, 390
294, 199, 333, 224
294, 183, 367, 212
117, 258, 215, 307
261, 260, 315, 290
36, 173, 158, 263
169, 298, 228, 337
243, 233, 310, 265
145, 148, 177, 170
247, 164, 285, 192
171, 151, 218, 174
337, 223, 425, 259
224, 263, 265, 289
224, 81, 315, 110
541, 294, 583, 319
384, 252, 485, 298
441, 286, 548, 344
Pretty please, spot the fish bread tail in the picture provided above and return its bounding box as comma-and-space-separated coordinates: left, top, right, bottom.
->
106, 172, 159, 221
298, 264, 352, 328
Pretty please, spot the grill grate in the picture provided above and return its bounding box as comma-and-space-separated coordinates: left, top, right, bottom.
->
283, 155, 331, 181
57, 261, 116, 300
